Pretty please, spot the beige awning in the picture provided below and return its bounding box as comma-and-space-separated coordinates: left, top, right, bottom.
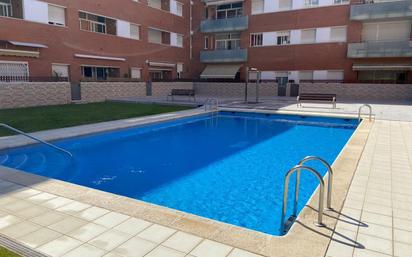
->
0, 49, 39, 58
353, 64, 412, 71
200, 64, 241, 79
8, 41, 47, 48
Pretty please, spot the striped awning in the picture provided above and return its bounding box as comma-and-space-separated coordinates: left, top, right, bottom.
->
353, 63, 412, 71
0, 49, 39, 58
200, 64, 241, 79
8, 41, 47, 48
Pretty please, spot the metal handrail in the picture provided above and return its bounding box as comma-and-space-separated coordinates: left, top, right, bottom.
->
0, 123, 73, 158
358, 104, 372, 122
204, 98, 219, 111
298, 156, 333, 211
280, 165, 325, 234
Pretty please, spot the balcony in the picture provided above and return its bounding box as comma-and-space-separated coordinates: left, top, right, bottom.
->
347, 40, 412, 58
350, 0, 412, 20
200, 49, 247, 63
200, 16, 248, 33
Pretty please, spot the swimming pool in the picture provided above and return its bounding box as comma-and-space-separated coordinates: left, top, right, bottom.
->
0, 111, 358, 236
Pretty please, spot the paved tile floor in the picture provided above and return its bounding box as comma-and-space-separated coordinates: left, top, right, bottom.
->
0, 180, 263, 257
326, 120, 412, 257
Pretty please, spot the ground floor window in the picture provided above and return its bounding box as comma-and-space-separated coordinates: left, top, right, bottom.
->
149, 70, 171, 81
52, 64, 69, 80
0, 61, 29, 82
358, 70, 407, 84
81, 66, 120, 80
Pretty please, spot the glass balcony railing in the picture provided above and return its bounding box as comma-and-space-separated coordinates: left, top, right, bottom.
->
200, 16, 248, 33
350, 0, 412, 20
347, 40, 412, 58
200, 49, 247, 63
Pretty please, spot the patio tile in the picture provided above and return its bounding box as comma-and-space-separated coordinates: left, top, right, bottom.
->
113, 217, 152, 235
358, 223, 392, 240
326, 239, 354, 257
111, 236, 157, 257
56, 201, 91, 215
27, 192, 57, 203
356, 233, 392, 255
30, 211, 67, 226
75, 206, 109, 221
353, 248, 391, 257
94, 212, 129, 228
62, 243, 106, 257
1, 199, 35, 212
0, 214, 22, 229
89, 229, 132, 251
363, 203, 392, 216
394, 218, 412, 232
37, 235, 82, 257
18, 227, 62, 248
48, 215, 87, 234
227, 248, 264, 257
41, 197, 74, 209
394, 242, 412, 257
361, 211, 392, 227
137, 224, 176, 244
145, 246, 185, 257
0, 221, 41, 239
11, 188, 41, 199
394, 229, 412, 244
190, 239, 233, 257
15, 204, 50, 219
162, 231, 203, 253
68, 222, 107, 242
393, 208, 412, 221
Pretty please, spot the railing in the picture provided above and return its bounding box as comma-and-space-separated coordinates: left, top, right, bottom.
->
0, 123, 73, 158
347, 40, 412, 58
200, 16, 248, 33
0, 76, 69, 83
350, 0, 412, 20
204, 98, 219, 111
358, 104, 373, 122
200, 48, 248, 63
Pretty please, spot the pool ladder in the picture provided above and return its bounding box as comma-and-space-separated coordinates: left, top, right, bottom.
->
204, 98, 219, 112
0, 123, 73, 158
280, 156, 333, 234
358, 104, 373, 122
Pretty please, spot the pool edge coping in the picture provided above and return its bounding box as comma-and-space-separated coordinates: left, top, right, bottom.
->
0, 108, 373, 257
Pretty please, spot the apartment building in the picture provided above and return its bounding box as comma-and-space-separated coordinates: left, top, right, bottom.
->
193, 0, 412, 84
1, 0, 412, 84
0, 0, 189, 82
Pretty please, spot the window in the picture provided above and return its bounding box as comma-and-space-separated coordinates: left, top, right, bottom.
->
334, 0, 349, 4
52, 64, 69, 78
250, 33, 263, 47
148, 0, 170, 11
299, 71, 314, 81
216, 2, 243, 19
362, 21, 411, 42
148, 28, 162, 44
358, 70, 407, 84
215, 33, 241, 50
130, 24, 140, 40
81, 66, 120, 80
79, 11, 117, 35
176, 1, 183, 16
204, 36, 209, 49
327, 70, 344, 81
177, 34, 183, 47
0, 61, 28, 82
48, 5, 65, 26
301, 29, 316, 43
279, 0, 292, 10
277, 31, 290, 45
304, 0, 319, 7
177, 63, 183, 78
330, 26, 346, 42
130, 67, 142, 79
0, 0, 22, 19
251, 0, 264, 15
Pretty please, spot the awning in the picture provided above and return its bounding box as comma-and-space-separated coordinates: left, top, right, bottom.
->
200, 64, 241, 79
74, 54, 126, 62
0, 49, 39, 58
147, 61, 176, 68
353, 64, 412, 71
8, 41, 47, 48
204, 0, 244, 6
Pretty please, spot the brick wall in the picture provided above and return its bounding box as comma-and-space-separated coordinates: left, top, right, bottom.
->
151, 82, 194, 97
300, 83, 412, 100
81, 82, 147, 102
193, 82, 278, 98
0, 82, 71, 109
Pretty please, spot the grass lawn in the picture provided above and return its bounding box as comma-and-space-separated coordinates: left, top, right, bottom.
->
0, 247, 20, 257
0, 102, 193, 137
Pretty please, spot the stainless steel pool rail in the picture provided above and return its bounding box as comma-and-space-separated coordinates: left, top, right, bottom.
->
297, 156, 334, 212
204, 98, 219, 111
358, 104, 372, 122
280, 165, 326, 234
0, 123, 73, 158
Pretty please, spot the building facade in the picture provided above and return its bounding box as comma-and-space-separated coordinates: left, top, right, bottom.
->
1, 0, 412, 84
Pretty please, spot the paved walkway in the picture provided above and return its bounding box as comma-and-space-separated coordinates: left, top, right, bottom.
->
326, 120, 412, 257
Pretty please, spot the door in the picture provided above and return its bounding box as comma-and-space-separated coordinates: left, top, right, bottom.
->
290, 83, 299, 97
71, 82, 81, 100
277, 77, 288, 96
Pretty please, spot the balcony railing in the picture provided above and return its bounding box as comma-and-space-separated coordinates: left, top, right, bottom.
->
200, 49, 247, 63
201, 16, 248, 33
350, 0, 412, 20
347, 40, 412, 58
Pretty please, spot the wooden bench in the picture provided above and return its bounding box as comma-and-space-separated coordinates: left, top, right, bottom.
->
167, 89, 196, 102
297, 93, 337, 108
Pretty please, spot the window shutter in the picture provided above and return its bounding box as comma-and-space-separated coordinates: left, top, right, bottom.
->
299, 71, 314, 80
251, 0, 264, 14
330, 27, 347, 42
148, 29, 162, 44
130, 24, 140, 40
327, 71, 344, 80
301, 29, 316, 43
48, 5, 65, 26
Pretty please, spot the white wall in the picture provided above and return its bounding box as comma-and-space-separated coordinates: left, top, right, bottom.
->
117, 20, 131, 39
257, 0, 348, 14
170, 32, 178, 47
24, 0, 49, 24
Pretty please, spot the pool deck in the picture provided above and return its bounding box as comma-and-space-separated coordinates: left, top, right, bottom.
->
0, 104, 411, 257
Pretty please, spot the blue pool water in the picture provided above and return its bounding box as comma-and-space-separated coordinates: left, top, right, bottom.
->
0, 111, 358, 235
